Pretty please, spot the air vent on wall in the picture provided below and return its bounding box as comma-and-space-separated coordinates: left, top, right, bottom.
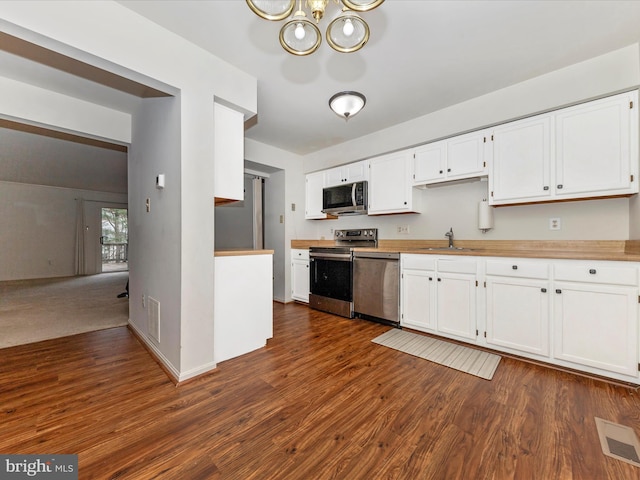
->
148, 297, 160, 343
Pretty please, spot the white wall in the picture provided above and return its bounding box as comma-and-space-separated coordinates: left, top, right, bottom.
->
0, 181, 126, 281
215, 176, 254, 250
264, 170, 286, 302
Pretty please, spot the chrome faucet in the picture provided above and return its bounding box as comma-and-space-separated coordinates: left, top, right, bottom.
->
445, 227, 454, 249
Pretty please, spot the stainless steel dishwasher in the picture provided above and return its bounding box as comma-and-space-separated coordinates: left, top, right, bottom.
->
353, 251, 400, 327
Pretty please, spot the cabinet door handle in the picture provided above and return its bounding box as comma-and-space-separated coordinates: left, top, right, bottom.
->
555, 289, 562, 294
512, 265, 518, 270
543, 186, 549, 191
447, 168, 451, 172
557, 184, 563, 189
541, 288, 547, 293
589, 269, 596, 274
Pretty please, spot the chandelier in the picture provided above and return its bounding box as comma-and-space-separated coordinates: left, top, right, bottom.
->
246, 0, 384, 56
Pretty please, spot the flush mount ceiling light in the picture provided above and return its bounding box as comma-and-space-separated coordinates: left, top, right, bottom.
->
246, 0, 384, 56
329, 91, 366, 120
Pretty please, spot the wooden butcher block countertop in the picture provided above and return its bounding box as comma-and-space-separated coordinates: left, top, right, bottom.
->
291, 239, 640, 262
215, 249, 274, 257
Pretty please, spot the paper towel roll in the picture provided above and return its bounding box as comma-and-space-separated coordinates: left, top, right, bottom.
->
478, 200, 493, 232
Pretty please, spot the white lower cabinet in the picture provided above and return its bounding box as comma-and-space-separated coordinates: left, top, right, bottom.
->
401, 256, 436, 332
485, 260, 551, 358
400, 254, 640, 384
553, 261, 639, 378
291, 249, 309, 303
401, 255, 478, 343
435, 260, 478, 342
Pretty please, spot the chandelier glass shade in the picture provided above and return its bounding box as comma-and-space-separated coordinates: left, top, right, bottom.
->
329, 91, 366, 120
246, 0, 383, 55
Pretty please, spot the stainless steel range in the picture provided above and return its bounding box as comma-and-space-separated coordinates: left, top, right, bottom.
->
309, 228, 378, 318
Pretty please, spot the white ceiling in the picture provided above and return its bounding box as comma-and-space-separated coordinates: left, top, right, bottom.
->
2, 1, 640, 162
115, 0, 640, 155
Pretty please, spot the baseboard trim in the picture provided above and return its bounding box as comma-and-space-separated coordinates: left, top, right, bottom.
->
127, 322, 180, 385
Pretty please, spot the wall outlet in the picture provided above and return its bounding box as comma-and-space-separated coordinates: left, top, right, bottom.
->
549, 217, 561, 230
397, 225, 410, 234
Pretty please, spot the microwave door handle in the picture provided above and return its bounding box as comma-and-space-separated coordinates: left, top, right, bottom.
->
351, 183, 356, 207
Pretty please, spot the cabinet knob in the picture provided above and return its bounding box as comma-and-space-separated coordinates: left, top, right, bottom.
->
541, 288, 547, 293
429, 277, 433, 281
512, 265, 518, 270
589, 269, 596, 274
557, 184, 563, 189
447, 168, 451, 172
555, 289, 562, 294
543, 186, 549, 191
439, 170, 443, 174
437, 278, 442, 282
404, 201, 407, 205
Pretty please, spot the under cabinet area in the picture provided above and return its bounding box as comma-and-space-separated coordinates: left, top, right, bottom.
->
291, 249, 310, 302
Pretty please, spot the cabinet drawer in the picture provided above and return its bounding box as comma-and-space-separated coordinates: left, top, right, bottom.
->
437, 258, 477, 274
486, 260, 549, 279
291, 249, 309, 261
554, 262, 638, 286
402, 254, 436, 271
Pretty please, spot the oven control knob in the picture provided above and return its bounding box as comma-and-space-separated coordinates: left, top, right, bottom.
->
369, 230, 375, 236
364, 231, 368, 236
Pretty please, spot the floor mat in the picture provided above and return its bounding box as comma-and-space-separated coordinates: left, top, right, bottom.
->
372, 328, 501, 380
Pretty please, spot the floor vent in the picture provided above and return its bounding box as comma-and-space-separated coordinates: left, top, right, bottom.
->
595, 417, 640, 467
147, 297, 160, 343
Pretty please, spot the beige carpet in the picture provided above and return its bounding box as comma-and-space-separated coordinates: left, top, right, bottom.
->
0, 272, 129, 349
372, 328, 501, 380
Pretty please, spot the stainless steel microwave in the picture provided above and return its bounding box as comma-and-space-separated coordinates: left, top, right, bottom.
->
322, 181, 368, 215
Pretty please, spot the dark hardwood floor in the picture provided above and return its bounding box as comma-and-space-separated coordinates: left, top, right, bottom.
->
2, 302, 639, 479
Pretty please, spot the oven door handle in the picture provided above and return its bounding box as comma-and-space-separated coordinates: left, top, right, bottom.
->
310, 253, 352, 261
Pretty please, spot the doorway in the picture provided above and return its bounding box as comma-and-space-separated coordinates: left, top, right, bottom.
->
101, 207, 128, 272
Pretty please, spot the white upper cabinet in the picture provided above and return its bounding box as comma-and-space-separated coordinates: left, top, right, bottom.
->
412, 140, 447, 184
490, 90, 639, 205
368, 151, 419, 215
214, 103, 244, 203
445, 129, 490, 181
324, 160, 369, 187
412, 129, 489, 186
554, 90, 638, 197
305, 171, 328, 219
490, 113, 552, 205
